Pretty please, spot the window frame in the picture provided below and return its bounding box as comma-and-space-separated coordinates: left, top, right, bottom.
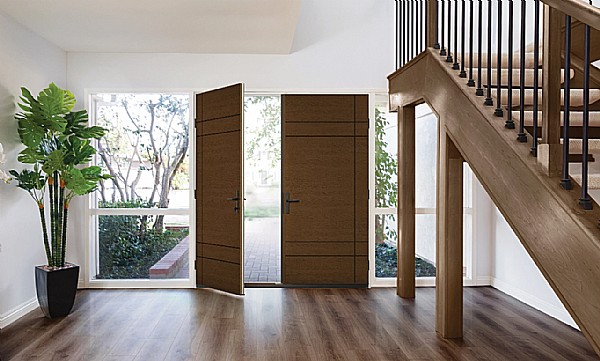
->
369, 96, 478, 288
83, 89, 196, 288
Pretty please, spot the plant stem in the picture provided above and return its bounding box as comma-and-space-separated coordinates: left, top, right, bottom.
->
48, 177, 55, 267
58, 177, 65, 266
38, 204, 52, 265
61, 203, 68, 268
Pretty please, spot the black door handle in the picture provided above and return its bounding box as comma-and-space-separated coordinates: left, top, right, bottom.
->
227, 190, 240, 214
285, 192, 301, 214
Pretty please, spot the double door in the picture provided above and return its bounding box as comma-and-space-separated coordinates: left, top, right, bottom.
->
195, 86, 368, 295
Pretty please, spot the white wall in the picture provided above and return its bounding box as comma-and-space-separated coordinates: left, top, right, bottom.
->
481, 189, 578, 329
0, 11, 67, 328
65, 0, 395, 278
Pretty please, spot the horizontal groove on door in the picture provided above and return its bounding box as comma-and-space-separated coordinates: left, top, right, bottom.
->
202, 129, 240, 137
286, 242, 355, 256
203, 258, 242, 293
285, 256, 356, 284
356, 122, 369, 136
285, 122, 354, 136
203, 244, 241, 264
199, 113, 241, 123
355, 242, 369, 256
202, 115, 241, 134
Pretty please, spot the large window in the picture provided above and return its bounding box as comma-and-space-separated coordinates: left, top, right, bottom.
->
89, 93, 192, 283
373, 98, 473, 285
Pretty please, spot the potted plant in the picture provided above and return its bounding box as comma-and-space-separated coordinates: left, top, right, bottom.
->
7, 83, 110, 318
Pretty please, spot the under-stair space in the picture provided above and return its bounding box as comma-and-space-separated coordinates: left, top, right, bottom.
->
389, 0, 600, 358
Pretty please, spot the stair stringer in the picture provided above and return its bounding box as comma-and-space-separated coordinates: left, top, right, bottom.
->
389, 49, 600, 356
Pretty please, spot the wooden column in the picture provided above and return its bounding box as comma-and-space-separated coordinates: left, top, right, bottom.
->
427, 0, 439, 48
436, 130, 463, 339
397, 106, 416, 298
540, 5, 563, 177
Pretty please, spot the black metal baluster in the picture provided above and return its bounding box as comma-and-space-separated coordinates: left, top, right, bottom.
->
441, 0, 447, 55
485, 0, 493, 106
434, 0, 441, 49
417, 0, 421, 54
447, 0, 453, 62
453, 0, 460, 69
495, 0, 504, 117
517, 0, 527, 142
403, 0, 407, 64
409, 0, 412, 61
476, 0, 484, 96
423, 0, 426, 51
460, 0, 467, 77
396, 0, 399, 69
580, 14, 592, 209
505, 0, 515, 128
561, 15, 573, 190
468, 0, 476, 86
531, 0, 540, 156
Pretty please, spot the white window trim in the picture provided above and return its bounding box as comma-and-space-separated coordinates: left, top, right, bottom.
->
83, 89, 196, 289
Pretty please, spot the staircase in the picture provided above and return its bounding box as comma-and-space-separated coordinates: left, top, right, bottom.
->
389, 0, 600, 356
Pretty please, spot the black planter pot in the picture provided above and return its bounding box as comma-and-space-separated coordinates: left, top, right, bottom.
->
35, 264, 79, 318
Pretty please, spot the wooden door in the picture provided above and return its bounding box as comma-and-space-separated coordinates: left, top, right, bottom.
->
282, 95, 369, 285
195, 84, 244, 295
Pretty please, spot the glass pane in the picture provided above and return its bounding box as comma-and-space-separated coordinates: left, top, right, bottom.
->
375, 214, 437, 278
94, 93, 190, 209
415, 108, 438, 209
375, 214, 398, 277
375, 108, 398, 208
95, 215, 190, 280
415, 214, 437, 277
244, 95, 281, 283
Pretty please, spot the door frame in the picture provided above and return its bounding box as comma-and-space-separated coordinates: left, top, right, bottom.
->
83, 87, 389, 289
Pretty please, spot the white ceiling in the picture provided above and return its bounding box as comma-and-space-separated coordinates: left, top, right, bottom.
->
0, 0, 302, 54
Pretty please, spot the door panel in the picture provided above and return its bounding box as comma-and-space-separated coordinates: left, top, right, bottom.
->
282, 94, 369, 285
196, 83, 244, 295
283, 137, 355, 243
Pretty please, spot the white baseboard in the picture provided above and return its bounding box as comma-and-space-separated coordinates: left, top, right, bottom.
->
490, 277, 579, 329
0, 298, 39, 329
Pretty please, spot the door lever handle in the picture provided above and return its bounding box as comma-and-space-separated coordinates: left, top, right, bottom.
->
285, 192, 301, 214
227, 190, 240, 214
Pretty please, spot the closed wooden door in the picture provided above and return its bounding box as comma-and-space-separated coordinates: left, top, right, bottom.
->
196, 84, 244, 295
282, 95, 369, 285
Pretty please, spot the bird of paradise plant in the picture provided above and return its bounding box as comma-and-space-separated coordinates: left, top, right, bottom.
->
8, 83, 110, 268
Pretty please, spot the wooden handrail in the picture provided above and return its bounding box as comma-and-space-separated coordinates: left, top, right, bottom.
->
542, 0, 600, 31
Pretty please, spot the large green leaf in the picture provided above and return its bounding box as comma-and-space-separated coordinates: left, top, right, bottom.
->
41, 149, 66, 174
17, 118, 45, 148
17, 147, 45, 164
63, 166, 110, 196
63, 137, 95, 165
37, 83, 75, 127
8, 169, 46, 191
65, 110, 107, 139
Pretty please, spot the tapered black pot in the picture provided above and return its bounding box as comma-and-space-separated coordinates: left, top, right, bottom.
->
35, 264, 79, 318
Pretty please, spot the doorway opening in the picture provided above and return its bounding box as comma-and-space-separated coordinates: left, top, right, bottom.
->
243, 95, 282, 284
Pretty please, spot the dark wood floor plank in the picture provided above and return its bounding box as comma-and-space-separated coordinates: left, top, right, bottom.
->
0, 287, 597, 361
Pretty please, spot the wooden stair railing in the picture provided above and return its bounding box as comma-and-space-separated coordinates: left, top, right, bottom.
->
390, 0, 600, 356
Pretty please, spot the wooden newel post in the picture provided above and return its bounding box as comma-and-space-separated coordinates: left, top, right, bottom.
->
436, 130, 464, 339
540, 5, 562, 176
427, 0, 439, 48
397, 105, 416, 298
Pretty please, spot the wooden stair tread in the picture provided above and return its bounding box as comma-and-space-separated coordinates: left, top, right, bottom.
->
480, 68, 573, 87
491, 89, 600, 107
512, 111, 600, 127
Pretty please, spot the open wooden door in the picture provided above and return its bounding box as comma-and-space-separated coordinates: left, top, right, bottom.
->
281, 95, 368, 286
195, 84, 244, 295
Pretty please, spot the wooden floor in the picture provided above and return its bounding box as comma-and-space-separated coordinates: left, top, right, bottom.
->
0, 287, 597, 361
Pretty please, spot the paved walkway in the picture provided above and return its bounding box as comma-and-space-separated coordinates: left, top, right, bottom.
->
244, 217, 281, 283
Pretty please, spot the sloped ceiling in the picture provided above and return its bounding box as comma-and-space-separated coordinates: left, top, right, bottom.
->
0, 0, 302, 54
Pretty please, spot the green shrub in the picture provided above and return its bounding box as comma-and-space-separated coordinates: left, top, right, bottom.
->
96, 200, 189, 279
376, 243, 436, 278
